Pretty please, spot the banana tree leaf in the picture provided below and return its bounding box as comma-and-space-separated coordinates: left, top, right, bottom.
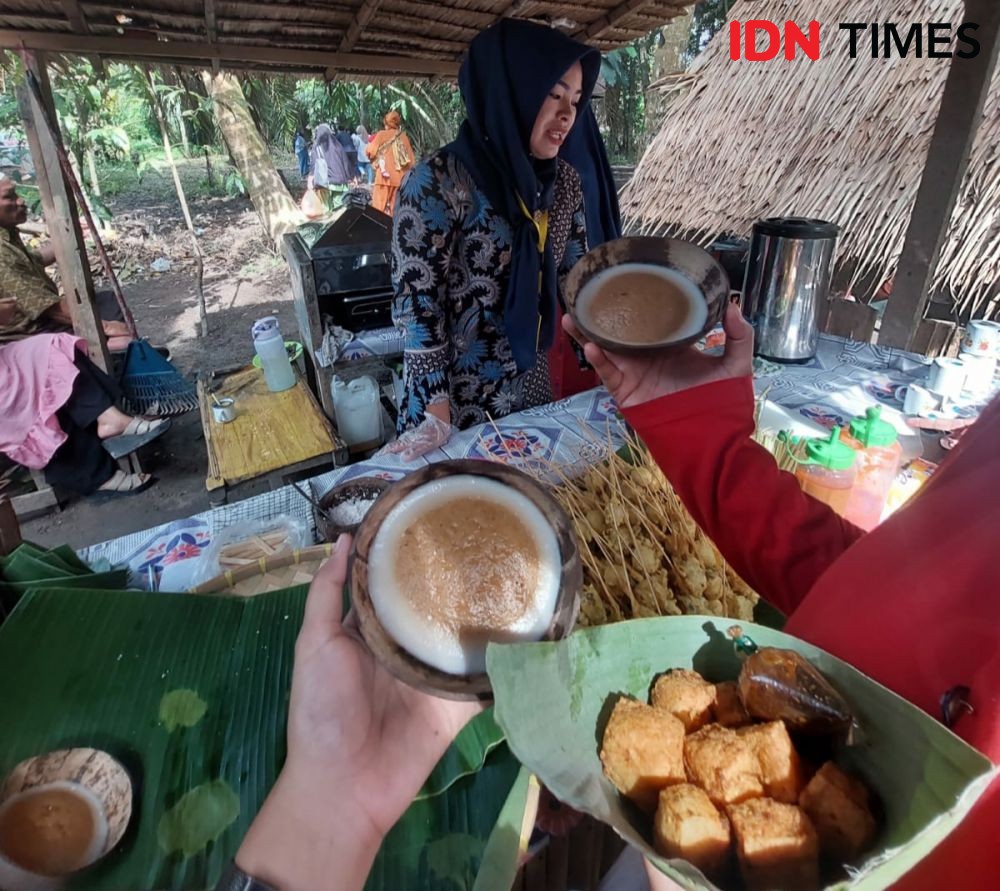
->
0, 541, 91, 576
418, 709, 505, 800
487, 616, 997, 891
473, 767, 535, 891
0, 587, 519, 890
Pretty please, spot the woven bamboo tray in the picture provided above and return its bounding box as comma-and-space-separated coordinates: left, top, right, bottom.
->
188, 544, 335, 596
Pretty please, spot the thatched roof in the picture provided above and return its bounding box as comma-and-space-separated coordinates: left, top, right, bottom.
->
622, 0, 1000, 317
0, 0, 696, 78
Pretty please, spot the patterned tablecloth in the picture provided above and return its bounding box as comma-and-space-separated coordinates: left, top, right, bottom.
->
79, 333, 994, 589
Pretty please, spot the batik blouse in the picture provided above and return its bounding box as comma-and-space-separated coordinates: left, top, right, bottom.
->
391, 148, 587, 431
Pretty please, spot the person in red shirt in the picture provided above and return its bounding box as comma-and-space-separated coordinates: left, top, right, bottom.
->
567, 303, 999, 889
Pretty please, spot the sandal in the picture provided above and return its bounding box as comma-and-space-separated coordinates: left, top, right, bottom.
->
121, 417, 168, 437
91, 470, 156, 500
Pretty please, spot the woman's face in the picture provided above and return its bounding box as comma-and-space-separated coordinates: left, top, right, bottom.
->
529, 61, 583, 160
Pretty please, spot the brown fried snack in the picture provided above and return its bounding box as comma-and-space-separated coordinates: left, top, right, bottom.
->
600, 697, 686, 812
728, 797, 820, 891
653, 783, 732, 877
651, 669, 717, 732
738, 720, 806, 804
798, 762, 878, 862
684, 723, 764, 806
713, 681, 752, 728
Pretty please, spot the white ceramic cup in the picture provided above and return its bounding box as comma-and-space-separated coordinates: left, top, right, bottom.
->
959, 351, 998, 398
926, 357, 967, 400
895, 383, 940, 417
962, 319, 1000, 356
211, 397, 236, 423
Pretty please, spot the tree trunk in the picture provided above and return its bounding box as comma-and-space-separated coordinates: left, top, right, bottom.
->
202, 70, 302, 246
176, 107, 190, 156
149, 72, 208, 337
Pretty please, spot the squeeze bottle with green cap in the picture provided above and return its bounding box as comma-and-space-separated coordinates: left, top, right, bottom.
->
794, 427, 857, 516
841, 406, 902, 530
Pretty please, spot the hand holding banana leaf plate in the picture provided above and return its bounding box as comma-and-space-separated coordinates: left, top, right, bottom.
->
486, 616, 996, 890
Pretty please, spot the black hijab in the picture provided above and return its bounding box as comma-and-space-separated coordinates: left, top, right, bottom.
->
447, 20, 602, 373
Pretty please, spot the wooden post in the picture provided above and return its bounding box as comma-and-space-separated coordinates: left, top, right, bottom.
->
879, 0, 1000, 351
0, 495, 21, 557
16, 51, 110, 370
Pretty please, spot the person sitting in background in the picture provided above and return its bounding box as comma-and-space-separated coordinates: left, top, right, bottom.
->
365, 111, 414, 217
309, 124, 355, 212
0, 332, 164, 497
353, 126, 374, 184
0, 177, 132, 350
293, 127, 310, 178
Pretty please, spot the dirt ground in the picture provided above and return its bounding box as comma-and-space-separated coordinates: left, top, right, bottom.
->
21, 155, 314, 550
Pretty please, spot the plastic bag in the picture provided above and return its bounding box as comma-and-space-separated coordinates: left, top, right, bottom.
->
190, 515, 310, 588
301, 187, 325, 219
379, 414, 454, 462
738, 646, 853, 735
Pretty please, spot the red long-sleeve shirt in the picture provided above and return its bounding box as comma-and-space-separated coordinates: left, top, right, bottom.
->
624, 377, 999, 889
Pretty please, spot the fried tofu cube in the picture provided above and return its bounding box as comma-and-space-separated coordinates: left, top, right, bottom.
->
600, 698, 686, 812
684, 723, 764, 806
738, 721, 805, 803
798, 762, 878, 862
653, 784, 731, 877
651, 669, 717, 732
728, 798, 820, 891
714, 681, 752, 728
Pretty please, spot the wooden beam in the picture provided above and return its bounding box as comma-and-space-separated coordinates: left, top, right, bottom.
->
0, 30, 460, 76
880, 0, 1000, 350
204, 0, 219, 73
16, 51, 109, 371
578, 0, 656, 41
59, 0, 106, 76
339, 0, 383, 53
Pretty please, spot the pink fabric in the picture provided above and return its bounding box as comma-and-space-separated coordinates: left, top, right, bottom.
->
0, 333, 86, 469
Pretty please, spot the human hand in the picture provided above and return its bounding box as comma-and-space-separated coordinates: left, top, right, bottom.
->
236, 535, 481, 890
383, 412, 454, 461
562, 301, 754, 409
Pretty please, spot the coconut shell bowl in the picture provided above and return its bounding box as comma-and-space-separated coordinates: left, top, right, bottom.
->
563, 236, 730, 356
348, 459, 583, 701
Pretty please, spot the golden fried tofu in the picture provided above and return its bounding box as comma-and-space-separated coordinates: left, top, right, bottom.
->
600, 697, 686, 812
653, 784, 731, 877
798, 762, 878, 862
713, 681, 752, 728
738, 720, 805, 803
651, 669, 716, 732
684, 723, 764, 806
728, 798, 820, 891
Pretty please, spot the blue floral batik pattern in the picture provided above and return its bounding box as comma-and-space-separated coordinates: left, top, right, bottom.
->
391, 149, 587, 432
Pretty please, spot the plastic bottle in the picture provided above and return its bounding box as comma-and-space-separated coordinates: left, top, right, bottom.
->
332, 375, 383, 453
840, 406, 902, 531
252, 317, 296, 392
794, 427, 857, 516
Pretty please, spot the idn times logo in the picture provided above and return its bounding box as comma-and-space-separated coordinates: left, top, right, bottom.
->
730, 20, 982, 61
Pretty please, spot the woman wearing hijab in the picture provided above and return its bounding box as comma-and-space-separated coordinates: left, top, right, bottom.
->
365, 111, 414, 216
309, 123, 354, 211
390, 20, 612, 448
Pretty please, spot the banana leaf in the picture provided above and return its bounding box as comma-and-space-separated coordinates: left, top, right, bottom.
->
486, 616, 997, 891
0, 586, 520, 890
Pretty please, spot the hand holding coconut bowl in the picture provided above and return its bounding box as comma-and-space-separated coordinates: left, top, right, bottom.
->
225, 233, 999, 891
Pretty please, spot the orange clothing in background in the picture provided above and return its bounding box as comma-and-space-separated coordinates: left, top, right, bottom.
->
366, 115, 414, 216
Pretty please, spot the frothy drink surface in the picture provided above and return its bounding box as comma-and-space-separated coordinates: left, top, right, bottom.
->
368, 476, 560, 676
577, 263, 707, 345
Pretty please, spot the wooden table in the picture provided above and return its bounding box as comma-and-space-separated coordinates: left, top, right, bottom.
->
198, 365, 346, 504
